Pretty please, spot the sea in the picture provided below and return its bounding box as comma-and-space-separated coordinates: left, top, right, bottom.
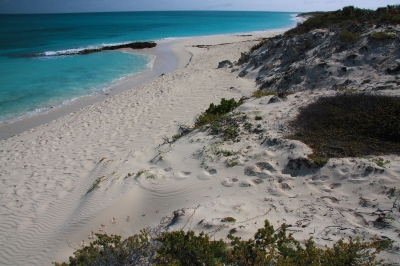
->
0, 11, 298, 124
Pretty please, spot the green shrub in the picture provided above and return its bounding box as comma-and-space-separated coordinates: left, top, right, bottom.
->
340, 30, 359, 43
252, 90, 277, 98
53, 231, 154, 266
55, 219, 391, 266
156, 230, 227, 265
86, 176, 105, 194
288, 94, 400, 164
195, 98, 243, 128
250, 38, 269, 52
370, 31, 397, 40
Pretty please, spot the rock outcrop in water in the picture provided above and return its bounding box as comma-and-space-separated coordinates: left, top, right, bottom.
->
77, 42, 157, 55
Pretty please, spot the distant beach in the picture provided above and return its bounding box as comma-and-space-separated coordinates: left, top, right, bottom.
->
0, 11, 297, 139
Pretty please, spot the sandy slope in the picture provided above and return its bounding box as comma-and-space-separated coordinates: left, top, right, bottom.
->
0, 33, 272, 265
1, 31, 399, 265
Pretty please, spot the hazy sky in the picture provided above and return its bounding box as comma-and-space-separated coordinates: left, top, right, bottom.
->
0, 0, 398, 14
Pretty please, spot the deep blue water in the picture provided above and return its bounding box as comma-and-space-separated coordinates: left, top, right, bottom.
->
0, 11, 297, 124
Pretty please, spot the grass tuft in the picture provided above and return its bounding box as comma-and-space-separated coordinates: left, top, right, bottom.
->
86, 176, 105, 194
252, 90, 277, 98
370, 31, 397, 40
250, 38, 269, 52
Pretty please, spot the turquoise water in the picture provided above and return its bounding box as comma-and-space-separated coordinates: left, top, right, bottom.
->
0, 11, 297, 123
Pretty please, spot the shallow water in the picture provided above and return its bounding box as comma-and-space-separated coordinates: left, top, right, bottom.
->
0, 11, 297, 124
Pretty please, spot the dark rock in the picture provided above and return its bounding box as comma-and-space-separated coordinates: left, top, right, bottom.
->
238, 70, 248, 77
281, 183, 291, 190
255, 162, 276, 172
238, 52, 250, 64
218, 60, 233, 68
44, 42, 157, 57
268, 95, 283, 104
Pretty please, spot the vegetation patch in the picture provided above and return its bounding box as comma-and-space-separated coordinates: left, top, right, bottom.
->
221, 216, 237, 223
86, 176, 105, 194
135, 169, 157, 180
210, 113, 246, 142
250, 38, 269, 52
225, 157, 238, 167
195, 98, 243, 128
340, 30, 360, 44
54, 219, 392, 266
370, 31, 397, 40
286, 5, 400, 36
288, 94, 400, 165
369, 157, 391, 168
252, 90, 277, 98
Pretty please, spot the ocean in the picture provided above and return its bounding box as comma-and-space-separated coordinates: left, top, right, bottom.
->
0, 11, 298, 124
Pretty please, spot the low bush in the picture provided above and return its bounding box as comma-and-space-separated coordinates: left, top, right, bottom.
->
252, 90, 277, 98
55, 219, 391, 266
195, 98, 243, 128
250, 38, 269, 52
288, 94, 400, 164
370, 31, 397, 40
340, 30, 360, 43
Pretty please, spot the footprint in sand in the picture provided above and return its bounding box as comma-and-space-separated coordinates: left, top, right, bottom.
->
178, 171, 192, 178
197, 169, 217, 180
311, 175, 330, 181
239, 180, 252, 187
208, 169, 217, 175
244, 162, 276, 178
330, 183, 342, 189
221, 178, 235, 187
252, 178, 264, 184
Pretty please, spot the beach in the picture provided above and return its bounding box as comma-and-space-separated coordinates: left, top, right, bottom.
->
1, 28, 399, 265
0, 32, 275, 265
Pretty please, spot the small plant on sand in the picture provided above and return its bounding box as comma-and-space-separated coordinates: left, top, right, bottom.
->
135, 169, 157, 180
195, 98, 243, 128
250, 38, 269, 52
288, 94, 400, 165
386, 187, 397, 198
340, 30, 360, 43
222, 217, 237, 223
210, 113, 246, 142
226, 157, 238, 167
252, 90, 277, 98
370, 31, 396, 40
370, 157, 391, 168
86, 176, 105, 194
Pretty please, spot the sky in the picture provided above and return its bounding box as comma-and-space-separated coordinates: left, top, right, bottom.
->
0, 0, 399, 14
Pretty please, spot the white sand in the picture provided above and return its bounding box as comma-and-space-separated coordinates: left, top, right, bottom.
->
1, 32, 399, 265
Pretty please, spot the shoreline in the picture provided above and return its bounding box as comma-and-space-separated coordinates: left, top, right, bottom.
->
0, 31, 281, 265
0, 29, 286, 141
1, 22, 399, 265
0, 40, 185, 140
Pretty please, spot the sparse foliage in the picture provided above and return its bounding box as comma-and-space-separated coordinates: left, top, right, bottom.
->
55, 220, 391, 266
288, 94, 400, 165
195, 98, 243, 128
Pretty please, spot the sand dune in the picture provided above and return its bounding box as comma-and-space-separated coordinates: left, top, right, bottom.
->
0, 32, 399, 265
